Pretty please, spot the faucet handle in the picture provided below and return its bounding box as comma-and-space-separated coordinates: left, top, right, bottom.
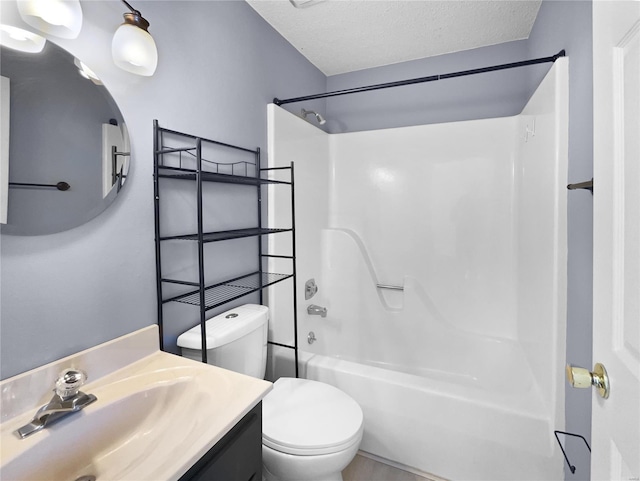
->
55, 369, 87, 399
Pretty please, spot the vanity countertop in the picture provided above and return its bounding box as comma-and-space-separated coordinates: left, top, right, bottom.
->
0, 325, 273, 481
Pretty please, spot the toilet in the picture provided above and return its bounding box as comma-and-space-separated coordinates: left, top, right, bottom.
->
177, 304, 364, 481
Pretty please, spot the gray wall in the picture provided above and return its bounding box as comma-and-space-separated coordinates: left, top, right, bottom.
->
325, 39, 537, 133
0, 0, 325, 380
0, 2, 593, 478
324, 1, 593, 479
527, 2, 593, 479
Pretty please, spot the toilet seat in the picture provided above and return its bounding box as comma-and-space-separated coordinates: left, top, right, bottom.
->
262, 378, 364, 456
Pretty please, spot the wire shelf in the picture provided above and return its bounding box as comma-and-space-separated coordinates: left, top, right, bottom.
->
157, 166, 291, 185
160, 227, 292, 243
166, 271, 292, 311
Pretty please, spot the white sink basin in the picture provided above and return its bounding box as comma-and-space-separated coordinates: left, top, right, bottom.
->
0, 327, 272, 481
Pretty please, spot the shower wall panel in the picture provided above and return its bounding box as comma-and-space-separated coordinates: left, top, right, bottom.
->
328, 118, 519, 340
516, 59, 568, 418
266, 106, 330, 356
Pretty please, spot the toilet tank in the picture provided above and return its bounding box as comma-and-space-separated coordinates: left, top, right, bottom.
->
177, 304, 268, 379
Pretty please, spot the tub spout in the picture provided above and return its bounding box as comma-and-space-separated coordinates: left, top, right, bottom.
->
307, 304, 327, 318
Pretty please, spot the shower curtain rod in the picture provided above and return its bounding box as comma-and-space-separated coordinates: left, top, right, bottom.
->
273, 50, 565, 106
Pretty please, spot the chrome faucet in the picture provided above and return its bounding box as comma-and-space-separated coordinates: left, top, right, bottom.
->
14, 368, 97, 439
307, 304, 327, 318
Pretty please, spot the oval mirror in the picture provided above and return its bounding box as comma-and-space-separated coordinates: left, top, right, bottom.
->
1, 40, 130, 236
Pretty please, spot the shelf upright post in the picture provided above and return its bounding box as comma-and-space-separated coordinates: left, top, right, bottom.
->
290, 162, 299, 378
196, 137, 208, 364
257, 148, 264, 305
153, 120, 164, 350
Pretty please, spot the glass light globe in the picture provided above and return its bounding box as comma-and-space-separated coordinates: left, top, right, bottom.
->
112, 23, 158, 77
0, 25, 46, 53
17, 0, 82, 39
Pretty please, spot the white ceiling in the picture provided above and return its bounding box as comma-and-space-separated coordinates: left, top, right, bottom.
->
246, 0, 542, 76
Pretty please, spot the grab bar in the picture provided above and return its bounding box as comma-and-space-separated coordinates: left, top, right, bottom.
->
376, 284, 404, 291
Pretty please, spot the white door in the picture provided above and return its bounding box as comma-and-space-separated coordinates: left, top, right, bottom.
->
592, 1, 640, 480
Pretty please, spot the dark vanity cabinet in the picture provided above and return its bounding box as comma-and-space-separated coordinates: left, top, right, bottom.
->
179, 403, 263, 481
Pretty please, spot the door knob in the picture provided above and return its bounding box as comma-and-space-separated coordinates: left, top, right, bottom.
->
566, 363, 610, 399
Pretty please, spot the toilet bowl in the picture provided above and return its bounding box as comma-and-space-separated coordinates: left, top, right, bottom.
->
177, 305, 364, 481
262, 378, 364, 481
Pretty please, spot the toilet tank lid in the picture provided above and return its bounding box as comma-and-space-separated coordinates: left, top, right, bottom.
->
177, 304, 268, 350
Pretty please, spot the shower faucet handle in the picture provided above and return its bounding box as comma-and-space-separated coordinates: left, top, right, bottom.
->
305, 279, 318, 300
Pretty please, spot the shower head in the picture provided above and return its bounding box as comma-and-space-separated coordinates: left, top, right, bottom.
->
301, 108, 326, 125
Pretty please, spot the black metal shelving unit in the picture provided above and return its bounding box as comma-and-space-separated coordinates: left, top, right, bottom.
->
153, 120, 299, 376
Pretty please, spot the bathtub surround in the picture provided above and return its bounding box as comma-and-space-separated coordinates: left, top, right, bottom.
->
267, 57, 568, 480
323, 1, 594, 477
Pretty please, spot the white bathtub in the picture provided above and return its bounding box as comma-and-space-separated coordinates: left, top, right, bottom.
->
269, 340, 564, 481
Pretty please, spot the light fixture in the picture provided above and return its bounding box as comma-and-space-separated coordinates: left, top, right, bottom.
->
17, 0, 83, 39
74, 57, 103, 85
0, 24, 46, 53
112, 0, 158, 77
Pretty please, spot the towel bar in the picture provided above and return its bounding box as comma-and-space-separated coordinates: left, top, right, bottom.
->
567, 178, 593, 194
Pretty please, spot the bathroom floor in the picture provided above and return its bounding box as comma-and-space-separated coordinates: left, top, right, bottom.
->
343, 454, 442, 481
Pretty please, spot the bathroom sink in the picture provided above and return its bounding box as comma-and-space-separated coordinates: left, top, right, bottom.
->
0, 327, 272, 481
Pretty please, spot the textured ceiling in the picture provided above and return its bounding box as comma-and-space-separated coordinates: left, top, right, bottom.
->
246, 0, 542, 76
